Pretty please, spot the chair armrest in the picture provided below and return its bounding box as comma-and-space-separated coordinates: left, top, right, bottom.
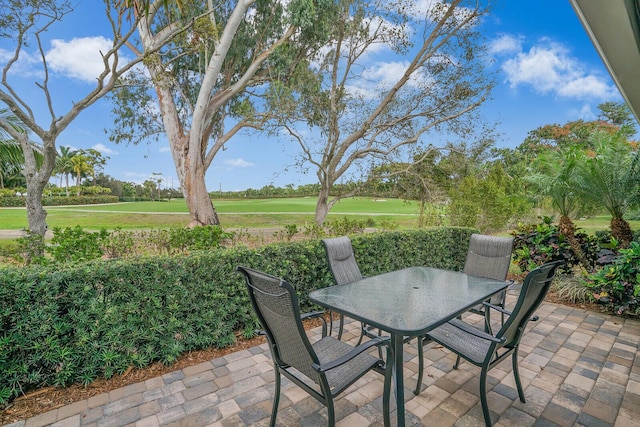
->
481, 302, 539, 322
447, 319, 505, 344
301, 310, 327, 337
482, 302, 511, 315
311, 336, 390, 373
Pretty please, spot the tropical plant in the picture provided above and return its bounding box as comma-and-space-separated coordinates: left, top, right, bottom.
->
54, 146, 76, 195
526, 146, 593, 271
0, 109, 42, 189
574, 131, 640, 246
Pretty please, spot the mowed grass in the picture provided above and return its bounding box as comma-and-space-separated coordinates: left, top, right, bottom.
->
1, 197, 637, 235
0, 197, 421, 231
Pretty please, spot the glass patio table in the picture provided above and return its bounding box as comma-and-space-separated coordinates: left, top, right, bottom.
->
309, 266, 509, 427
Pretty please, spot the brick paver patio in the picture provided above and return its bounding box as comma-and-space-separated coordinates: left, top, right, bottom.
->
5, 291, 640, 427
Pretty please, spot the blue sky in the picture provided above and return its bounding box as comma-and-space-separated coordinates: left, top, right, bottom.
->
0, 1, 629, 192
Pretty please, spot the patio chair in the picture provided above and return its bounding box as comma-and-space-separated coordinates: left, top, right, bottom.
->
424, 260, 564, 427
463, 233, 515, 332
414, 233, 514, 395
321, 236, 364, 340
236, 266, 392, 427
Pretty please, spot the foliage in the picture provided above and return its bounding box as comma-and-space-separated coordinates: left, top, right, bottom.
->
511, 216, 600, 272
551, 274, 594, 305
0, 228, 475, 406
585, 242, 640, 316
47, 226, 109, 264
448, 164, 530, 233
573, 131, 640, 246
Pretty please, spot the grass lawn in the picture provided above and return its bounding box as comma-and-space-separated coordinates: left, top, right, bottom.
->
1, 198, 637, 237
0, 197, 421, 232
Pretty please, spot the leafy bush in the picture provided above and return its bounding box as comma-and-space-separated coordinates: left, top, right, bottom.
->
511, 216, 600, 272
47, 226, 109, 264
585, 241, 640, 316
0, 228, 475, 406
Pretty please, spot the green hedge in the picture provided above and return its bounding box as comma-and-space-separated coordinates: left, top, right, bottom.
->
0, 195, 119, 207
0, 228, 474, 405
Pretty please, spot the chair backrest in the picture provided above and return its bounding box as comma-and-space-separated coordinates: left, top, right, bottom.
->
497, 260, 564, 347
322, 236, 363, 285
463, 234, 514, 281
236, 266, 321, 383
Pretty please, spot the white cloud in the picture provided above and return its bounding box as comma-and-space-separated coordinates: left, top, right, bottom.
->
224, 158, 253, 168
489, 34, 523, 56
46, 36, 118, 83
0, 48, 43, 78
92, 143, 118, 155
159, 146, 172, 153
501, 40, 617, 101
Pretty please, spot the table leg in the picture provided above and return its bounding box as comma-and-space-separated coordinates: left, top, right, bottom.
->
392, 333, 405, 427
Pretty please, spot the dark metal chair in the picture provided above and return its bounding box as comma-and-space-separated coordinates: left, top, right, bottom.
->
321, 236, 364, 340
462, 234, 513, 333
237, 266, 392, 427
463, 233, 515, 331
414, 233, 514, 395
424, 260, 564, 427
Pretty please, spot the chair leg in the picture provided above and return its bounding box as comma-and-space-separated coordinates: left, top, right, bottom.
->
356, 322, 366, 345
479, 366, 492, 427
454, 354, 461, 369
270, 368, 281, 427
414, 336, 424, 395
512, 348, 526, 403
337, 314, 345, 340
327, 397, 336, 426
383, 346, 393, 427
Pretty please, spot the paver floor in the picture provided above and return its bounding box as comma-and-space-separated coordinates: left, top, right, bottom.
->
5, 291, 640, 427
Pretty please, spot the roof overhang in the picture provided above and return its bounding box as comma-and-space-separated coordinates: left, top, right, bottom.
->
569, 0, 640, 124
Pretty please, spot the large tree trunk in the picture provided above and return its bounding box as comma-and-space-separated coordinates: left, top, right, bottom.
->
611, 216, 633, 248
180, 152, 220, 227
315, 183, 332, 225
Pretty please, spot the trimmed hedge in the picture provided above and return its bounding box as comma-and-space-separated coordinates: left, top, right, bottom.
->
0, 195, 119, 207
0, 228, 474, 405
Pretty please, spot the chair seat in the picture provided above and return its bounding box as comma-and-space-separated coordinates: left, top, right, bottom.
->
313, 336, 381, 395
428, 320, 492, 365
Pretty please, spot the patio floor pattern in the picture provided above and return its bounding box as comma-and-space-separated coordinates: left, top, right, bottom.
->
5, 290, 640, 427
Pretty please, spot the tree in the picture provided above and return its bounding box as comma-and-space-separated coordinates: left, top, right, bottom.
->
598, 101, 637, 138
448, 163, 525, 233
108, 0, 336, 227
526, 146, 593, 271
54, 146, 76, 196
0, 0, 180, 243
70, 152, 92, 194
574, 131, 640, 247
272, 0, 495, 224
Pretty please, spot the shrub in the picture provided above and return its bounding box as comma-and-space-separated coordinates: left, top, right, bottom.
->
47, 226, 109, 264
585, 241, 640, 316
511, 216, 600, 272
0, 228, 475, 406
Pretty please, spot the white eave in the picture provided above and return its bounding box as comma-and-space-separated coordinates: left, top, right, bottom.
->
569, 0, 640, 124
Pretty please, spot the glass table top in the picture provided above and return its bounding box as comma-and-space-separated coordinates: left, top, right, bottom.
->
309, 266, 508, 336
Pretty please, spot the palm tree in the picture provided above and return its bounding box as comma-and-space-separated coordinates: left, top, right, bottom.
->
0, 109, 42, 189
574, 131, 640, 247
526, 146, 592, 270
70, 153, 92, 196
54, 146, 76, 196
